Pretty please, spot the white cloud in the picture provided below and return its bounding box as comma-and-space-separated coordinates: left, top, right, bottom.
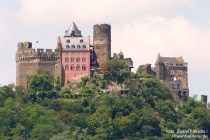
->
111, 16, 210, 96
17, 0, 192, 25
112, 16, 210, 68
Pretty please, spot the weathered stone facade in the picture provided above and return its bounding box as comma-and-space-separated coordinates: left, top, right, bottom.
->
155, 54, 189, 105
137, 64, 156, 76
93, 24, 111, 67
16, 42, 62, 88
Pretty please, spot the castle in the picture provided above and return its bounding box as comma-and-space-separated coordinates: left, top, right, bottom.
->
155, 54, 189, 104
138, 54, 189, 105
16, 22, 189, 104
16, 22, 133, 88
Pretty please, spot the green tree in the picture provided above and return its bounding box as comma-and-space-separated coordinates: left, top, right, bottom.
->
103, 59, 130, 83
27, 71, 58, 102
155, 100, 177, 122
27, 71, 53, 92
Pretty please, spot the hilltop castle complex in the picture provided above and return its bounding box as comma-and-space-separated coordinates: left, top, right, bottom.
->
16, 22, 189, 104
16, 22, 133, 88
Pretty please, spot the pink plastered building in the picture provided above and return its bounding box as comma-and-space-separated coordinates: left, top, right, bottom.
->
61, 22, 90, 84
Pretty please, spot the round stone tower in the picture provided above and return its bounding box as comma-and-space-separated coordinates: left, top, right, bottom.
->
93, 24, 111, 67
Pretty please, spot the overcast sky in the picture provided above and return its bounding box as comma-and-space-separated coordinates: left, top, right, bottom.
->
0, 0, 210, 101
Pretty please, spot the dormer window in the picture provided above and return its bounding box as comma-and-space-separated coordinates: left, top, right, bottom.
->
80, 39, 83, 43
66, 45, 70, 49
66, 40, 70, 43
77, 45, 81, 49
82, 45, 86, 49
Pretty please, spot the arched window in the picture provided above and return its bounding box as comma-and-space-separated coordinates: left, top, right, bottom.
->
71, 57, 74, 62
76, 65, 80, 71
65, 65, 69, 71
76, 57, 80, 62
65, 57, 69, 63
80, 39, 83, 43
82, 57, 86, 62
70, 64, 74, 70
66, 39, 70, 43
82, 64, 86, 71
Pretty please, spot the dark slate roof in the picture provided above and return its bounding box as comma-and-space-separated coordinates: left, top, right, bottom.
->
155, 54, 185, 65
64, 22, 82, 37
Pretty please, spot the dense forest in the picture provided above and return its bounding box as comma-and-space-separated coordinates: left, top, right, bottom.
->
0, 59, 210, 140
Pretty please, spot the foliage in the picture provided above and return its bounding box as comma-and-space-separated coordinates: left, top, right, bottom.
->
0, 73, 210, 139
103, 59, 130, 84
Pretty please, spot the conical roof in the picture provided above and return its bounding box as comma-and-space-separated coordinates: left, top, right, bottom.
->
64, 22, 82, 37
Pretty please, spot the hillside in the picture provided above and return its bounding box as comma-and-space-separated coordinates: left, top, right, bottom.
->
0, 69, 210, 140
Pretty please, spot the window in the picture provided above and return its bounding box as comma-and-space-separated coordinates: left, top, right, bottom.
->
70, 64, 74, 70
177, 84, 180, 89
76, 57, 80, 62
66, 45, 70, 49
65, 57, 69, 63
65, 65, 69, 71
178, 91, 182, 97
77, 45, 81, 49
170, 70, 174, 75
177, 70, 183, 75
70, 57, 74, 62
172, 84, 176, 89
76, 65, 80, 71
82, 45, 86, 49
66, 40, 70, 43
82, 57, 86, 62
80, 39, 83, 43
82, 64, 86, 71
71, 45, 75, 49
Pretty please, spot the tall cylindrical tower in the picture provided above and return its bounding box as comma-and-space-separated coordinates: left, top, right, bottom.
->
93, 24, 111, 67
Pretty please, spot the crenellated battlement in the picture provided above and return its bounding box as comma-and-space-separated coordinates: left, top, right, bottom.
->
16, 42, 61, 63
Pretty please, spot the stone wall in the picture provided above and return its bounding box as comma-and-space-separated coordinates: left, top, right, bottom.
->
16, 42, 62, 88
